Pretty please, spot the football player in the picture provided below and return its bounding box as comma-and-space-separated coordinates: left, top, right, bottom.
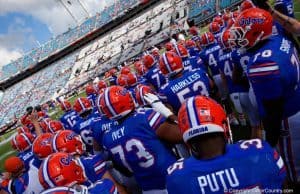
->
232, 7, 300, 182
85, 84, 98, 107
59, 100, 83, 131
142, 54, 167, 91
172, 43, 204, 72
198, 32, 238, 125
10, 133, 35, 171
99, 85, 181, 193
218, 29, 261, 136
166, 96, 286, 194
4, 156, 44, 194
73, 97, 100, 154
158, 51, 212, 114
40, 179, 118, 194
39, 152, 122, 193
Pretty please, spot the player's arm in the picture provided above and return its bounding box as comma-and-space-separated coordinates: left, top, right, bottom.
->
272, 10, 300, 36
102, 171, 128, 194
28, 110, 43, 135
144, 93, 182, 143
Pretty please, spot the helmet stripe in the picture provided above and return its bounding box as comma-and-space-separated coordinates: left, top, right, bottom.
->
78, 98, 85, 113
62, 101, 66, 110
204, 33, 209, 45
42, 156, 55, 188
13, 135, 20, 151
186, 97, 199, 128
21, 133, 32, 149
104, 88, 117, 117
140, 86, 146, 105
174, 45, 181, 57
162, 53, 172, 73
52, 133, 58, 152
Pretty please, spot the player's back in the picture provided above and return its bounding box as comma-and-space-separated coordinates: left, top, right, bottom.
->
60, 110, 82, 130
247, 35, 300, 117
199, 43, 222, 76
218, 50, 249, 93
17, 150, 34, 171
166, 139, 286, 194
87, 94, 98, 107
144, 65, 166, 91
91, 115, 116, 146
159, 69, 210, 113
102, 108, 177, 191
73, 110, 100, 152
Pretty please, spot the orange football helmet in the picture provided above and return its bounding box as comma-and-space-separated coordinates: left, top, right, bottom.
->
73, 97, 92, 115
178, 96, 229, 143
11, 133, 35, 152
32, 133, 54, 160
231, 8, 273, 48
159, 51, 183, 77
52, 130, 86, 156
38, 152, 86, 189
99, 86, 135, 120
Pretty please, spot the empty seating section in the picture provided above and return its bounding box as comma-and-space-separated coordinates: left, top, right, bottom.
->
0, 0, 140, 81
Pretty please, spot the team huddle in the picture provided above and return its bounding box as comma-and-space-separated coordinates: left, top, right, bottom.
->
0, 0, 299, 193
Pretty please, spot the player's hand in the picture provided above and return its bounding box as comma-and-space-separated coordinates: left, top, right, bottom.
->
144, 93, 173, 118
28, 110, 39, 123
144, 93, 160, 105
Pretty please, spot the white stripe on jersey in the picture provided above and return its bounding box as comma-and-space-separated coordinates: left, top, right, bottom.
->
249, 66, 279, 73
94, 162, 106, 172
277, 156, 284, 169
149, 112, 161, 127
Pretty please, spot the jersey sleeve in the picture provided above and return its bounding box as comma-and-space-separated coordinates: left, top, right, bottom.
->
88, 179, 117, 194
262, 141, 286, 182
81, 154, 107, 182
144, 109, 166, 131
248, 62, 283, 100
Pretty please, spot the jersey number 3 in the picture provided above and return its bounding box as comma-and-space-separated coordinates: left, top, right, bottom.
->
110, 139, 154, 172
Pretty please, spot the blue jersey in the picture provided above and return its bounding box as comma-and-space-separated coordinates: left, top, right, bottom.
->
60, 110, 82, 130
188, 47, 200, 57
247, 35, 300, 117
18, 150, 34, 171
231, 48, 250, 75
40, 179, 118, 194
274, 0, 294, 17
77, 154, 107, 184
13, 160, 44, 194
166, 139, 286, 194
218, 50, 249, 94
159, 69, 210, 113
87, 94, 98, 107
92, 115, 116, 146
73, 111, 100, 153
144, 65, 167, 91
109, 75, 117, 85
182, 56, 204, 72
199, 43, 222, 76
102, 108, 177, 191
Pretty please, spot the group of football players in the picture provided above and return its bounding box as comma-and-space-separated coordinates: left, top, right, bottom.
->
0, 0, 299, 193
